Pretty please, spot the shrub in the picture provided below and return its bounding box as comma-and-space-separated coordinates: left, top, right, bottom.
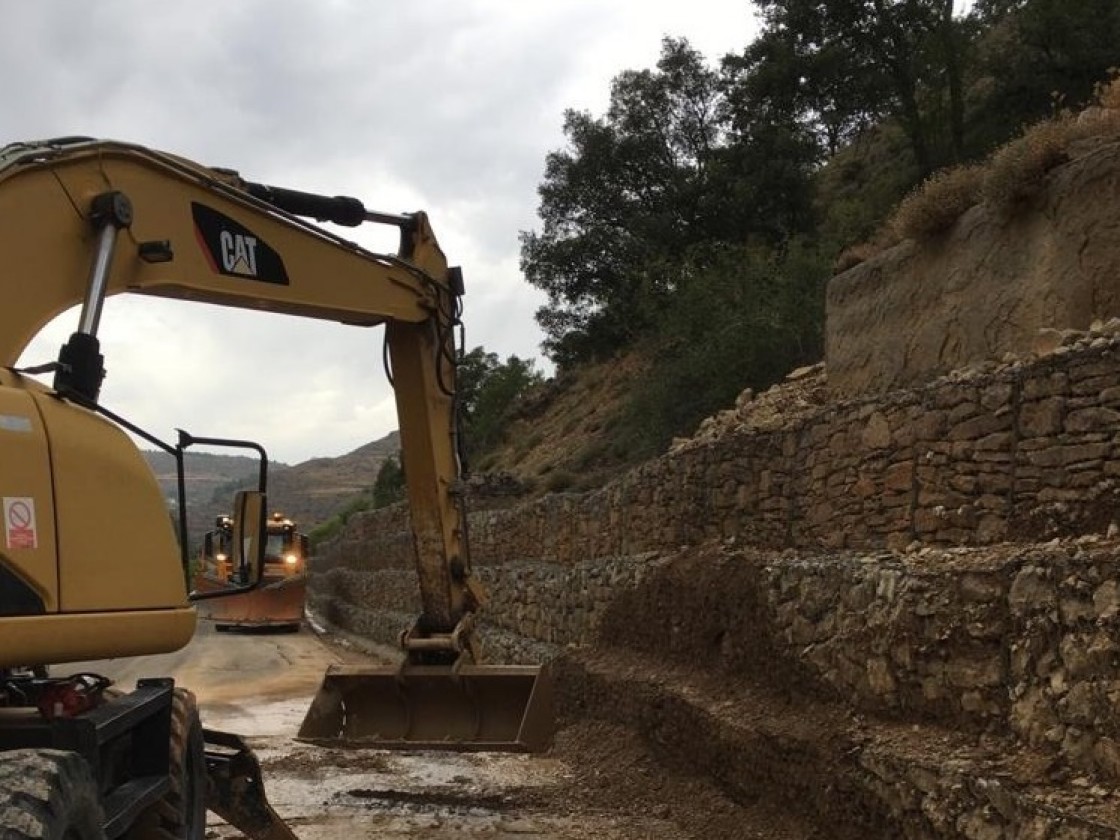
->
371, 457, 405, 509
980, 109, 1120, 211
889, 164, 985, 241
544, 470, 575, 493
1097, 73, 1120, 110
619, 240, 827, 456
309, 516, 343, 548
833, 241, 886, 275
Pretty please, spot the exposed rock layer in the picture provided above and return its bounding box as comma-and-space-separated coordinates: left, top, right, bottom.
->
826, 137, 1120, 396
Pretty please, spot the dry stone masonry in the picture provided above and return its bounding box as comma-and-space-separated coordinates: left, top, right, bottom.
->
310, 325, 1120, 834
321, 327, 1120, 571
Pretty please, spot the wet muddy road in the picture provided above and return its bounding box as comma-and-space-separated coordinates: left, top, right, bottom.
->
88, 621, 681, 839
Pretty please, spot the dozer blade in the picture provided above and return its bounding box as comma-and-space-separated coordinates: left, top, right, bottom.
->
297, 663, 553, 753
196, 575, 307, 630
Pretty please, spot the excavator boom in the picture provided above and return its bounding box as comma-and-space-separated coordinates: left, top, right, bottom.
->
1, 137, 466, 633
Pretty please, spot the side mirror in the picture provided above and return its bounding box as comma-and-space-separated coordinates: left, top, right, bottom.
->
231, 490, 266, 585
299, 534, 311, 559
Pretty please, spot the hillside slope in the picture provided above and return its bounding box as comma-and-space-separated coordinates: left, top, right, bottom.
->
267, 432, 399, 525
477, 353, 648, 495
309, 115, 1120, 837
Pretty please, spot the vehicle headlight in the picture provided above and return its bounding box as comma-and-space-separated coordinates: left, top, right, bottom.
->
284, 554, 298, 566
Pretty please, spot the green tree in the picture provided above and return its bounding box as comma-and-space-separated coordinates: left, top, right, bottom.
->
520, 38, 725, 366
457, 347, 543, 464
744, 0, 974, 173
623, 240, 827, 454
371, 456, 405, 509
968, 0, 1120, 153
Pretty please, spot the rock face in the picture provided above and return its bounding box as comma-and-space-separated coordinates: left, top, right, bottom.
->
826, 137, 1120, 397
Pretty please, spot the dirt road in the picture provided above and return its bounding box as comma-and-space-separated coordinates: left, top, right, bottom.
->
88, 620, 692, 839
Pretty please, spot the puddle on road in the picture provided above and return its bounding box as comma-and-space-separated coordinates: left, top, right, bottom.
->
200, 696, 312, 739
204, 708, 599, 839
208, 745, 594, 838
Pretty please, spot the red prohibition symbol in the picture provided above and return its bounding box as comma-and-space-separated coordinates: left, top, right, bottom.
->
8, 501, 32, 529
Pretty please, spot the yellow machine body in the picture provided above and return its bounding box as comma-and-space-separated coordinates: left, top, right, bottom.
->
0, 370, 195, 667
0, 137, 551, 752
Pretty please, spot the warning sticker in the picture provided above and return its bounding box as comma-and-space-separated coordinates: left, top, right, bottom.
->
0, 415, 32, 433
3, 497, 37, 550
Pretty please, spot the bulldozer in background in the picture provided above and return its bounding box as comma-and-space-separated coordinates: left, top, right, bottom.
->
193, 511, 309, 632
0, 137, 552, 839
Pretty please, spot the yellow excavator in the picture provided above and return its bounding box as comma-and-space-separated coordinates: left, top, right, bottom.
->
193, 512, 309, 632
0, 137, 552, 839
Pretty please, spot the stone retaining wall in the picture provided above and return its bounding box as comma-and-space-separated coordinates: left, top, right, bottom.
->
320, 333, 1120, 572
311, 325, 1120, 789
601, 541, 1120, 782
311, 537, 1120, 781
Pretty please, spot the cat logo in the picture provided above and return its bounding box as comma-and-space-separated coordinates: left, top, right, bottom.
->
191, 202, 290, 285
220, 231, 259, 276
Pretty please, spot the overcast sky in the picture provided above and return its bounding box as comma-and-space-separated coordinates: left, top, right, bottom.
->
6, 1, 758, 464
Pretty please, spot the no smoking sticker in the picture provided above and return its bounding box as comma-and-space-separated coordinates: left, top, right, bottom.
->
3, 497, 37, 550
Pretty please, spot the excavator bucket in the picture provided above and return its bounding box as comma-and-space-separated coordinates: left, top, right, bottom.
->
297, 663, 553, 752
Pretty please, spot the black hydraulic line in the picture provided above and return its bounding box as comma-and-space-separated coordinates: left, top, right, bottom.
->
382, 332, 395, 388
175, 447, 189, 585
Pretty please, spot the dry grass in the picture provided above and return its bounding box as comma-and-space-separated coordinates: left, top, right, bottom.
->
889, 163, 985, 240
853, 74, 1120, 254
980, 117, 1077, 209
833, 241, 889, 275
1097, 73, 1120, 110
982, 112, 1120, 210
981, 74, 1120, 212
481, 351, 648, 493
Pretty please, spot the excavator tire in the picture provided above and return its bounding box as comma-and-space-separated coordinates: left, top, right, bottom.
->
0, 748, 106, 839
125, 689, 206, 840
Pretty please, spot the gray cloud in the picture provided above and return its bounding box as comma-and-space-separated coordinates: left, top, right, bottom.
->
5, 0, 755, 462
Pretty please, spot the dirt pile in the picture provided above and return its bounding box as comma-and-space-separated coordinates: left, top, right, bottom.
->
461, 529, 1120, 835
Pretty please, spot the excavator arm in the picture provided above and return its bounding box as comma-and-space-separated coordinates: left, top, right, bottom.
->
0, 137, 479, 640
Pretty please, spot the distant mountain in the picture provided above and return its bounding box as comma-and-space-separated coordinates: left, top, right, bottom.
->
267, 432, 400, 526
144, 431, 399, 549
